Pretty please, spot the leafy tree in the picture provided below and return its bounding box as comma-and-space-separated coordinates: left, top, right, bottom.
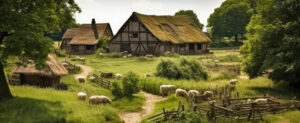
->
241, 0, 300, 86
207, 0, 253, 42
98, 35, 109, 49
175, 10, 204, 30
0, 0, 81, 100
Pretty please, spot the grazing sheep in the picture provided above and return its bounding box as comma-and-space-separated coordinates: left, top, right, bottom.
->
230, 79, 238, 85
254, 98, 268, 103
128, 54, 132, 57
76, 56, 81, 61
115, 73, 122, 80
89, 76, 96, 81
203, 91, 213, 98
123, 56, 127, 58
214, 60, 220, 63
160, 85, 176, 97
79, 57, 85, 64
175, 89, 188, 98
77, 92, 87, 100
188, 90, 199, 101
77, 76, 85, 83
145, 54, 153, 58
89, 95, 112, 105
247, 99, 252, 103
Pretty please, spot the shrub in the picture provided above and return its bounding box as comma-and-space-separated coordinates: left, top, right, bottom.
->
155, 60, 182, 79
108, 52, 122, 58
215, 55, 241, 62
98, 35, 109, 49
164, 51, 180, 57
122, 71, 141, 97
178, 111, 208, 123
53, 49, 66, 57
53, 82, 68, 90
111, 82, 123, 99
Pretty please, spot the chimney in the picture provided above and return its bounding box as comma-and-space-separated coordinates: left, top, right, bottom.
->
91, 18, 99, 39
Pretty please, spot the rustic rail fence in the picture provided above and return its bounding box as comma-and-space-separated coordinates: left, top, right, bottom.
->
7, 74, 21, 85
90, 74, 111, 88
147, 101, 185, 122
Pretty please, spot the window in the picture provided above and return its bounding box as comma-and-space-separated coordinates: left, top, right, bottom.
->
86, 45, 93, 50
72, 45, 79, 52
129, 33, 139, 38
197, 44, 202, 50
189, 44, 195, 50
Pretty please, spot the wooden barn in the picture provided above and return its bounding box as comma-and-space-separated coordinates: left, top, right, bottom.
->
109, 12, 211, 56
62, 19, 113, 54
12, 54, 68, 87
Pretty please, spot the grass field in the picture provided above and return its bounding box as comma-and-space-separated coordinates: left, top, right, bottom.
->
2, 48, 300, 123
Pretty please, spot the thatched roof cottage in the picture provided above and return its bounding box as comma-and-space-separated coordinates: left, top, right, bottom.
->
62, 19, 113, 54
109, 12, 211, 56
12, 54, 68, 87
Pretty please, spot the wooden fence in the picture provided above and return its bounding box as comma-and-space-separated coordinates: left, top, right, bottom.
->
97, 78, 111, 88
147, 101, 185, 122
7, 74, 21, 85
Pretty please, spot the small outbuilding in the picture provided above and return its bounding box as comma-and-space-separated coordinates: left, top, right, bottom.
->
12, 54, 68, 87
62, 19, 113, 54
109, 12, 211, 56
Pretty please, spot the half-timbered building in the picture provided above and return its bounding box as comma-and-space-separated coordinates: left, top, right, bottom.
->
109, 12, 211, 55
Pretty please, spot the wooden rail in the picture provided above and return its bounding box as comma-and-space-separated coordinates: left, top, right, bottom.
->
147, 101, 184, 122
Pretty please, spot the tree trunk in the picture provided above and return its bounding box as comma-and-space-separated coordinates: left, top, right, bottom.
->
0, 61, 12, 100
235, 34, 238, 42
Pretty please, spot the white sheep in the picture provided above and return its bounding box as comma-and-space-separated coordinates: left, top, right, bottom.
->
77, 76, 85, 83
203, 91, 214, 98
115, 73, 122, 80
123, 56, 127, 58
254, 98, 268, 103
247, 99, 252, 103
230, 79, 238, 85
160, 85, 176, 97
214, 60, 220, 63
145, 54, 153, 58
89, 76, 96, 81
89, 95, 112, 105
128, 54, 132, 57
76, 56, 81, 61
77, 92, 87, 101
188, 90, 199, 101
175, 89, 188, 98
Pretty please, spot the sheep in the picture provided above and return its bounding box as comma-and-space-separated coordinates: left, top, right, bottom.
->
76, 56, 81, 61
123, 56, 127, 58
89, 76, 96, 81
203, 91, 214, 99
254, 98, 268, 103
175, 89, 188, 98
247, 99, 252, 103
230, 79, 238, 85
188, 90, 199, 101
115, 73, 122, 80
79, 57, 85, 64
77, 92, 87, 100
214, 60, 220, 63
127, 54, 132, 57
89, 95, 112, 105
160, 85, 176, 97
77, 76, 85, 83
145, 54, 153, 58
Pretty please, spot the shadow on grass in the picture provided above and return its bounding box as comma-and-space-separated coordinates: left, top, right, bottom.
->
0, 96, 66, 122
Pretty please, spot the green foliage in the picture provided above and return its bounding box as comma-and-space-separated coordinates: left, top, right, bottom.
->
164, 51, 180, 57
155, 60, 182, 79
209, 41, 243, 48
122, 71, 141, 97
175, 10, 204, 30
108, 52, 122, 58
98, 35, 109, 49
241, 0, 300, 86
207, 0, 253, 42
111, 82, 123, 99
179, 111, 209, 123
53, 48, 66, 57
214, 55, 241, 62
155, 59, 208, 80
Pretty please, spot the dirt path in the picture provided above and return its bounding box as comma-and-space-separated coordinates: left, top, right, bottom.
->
74, 64, 93, 80
120, 92, 165, 123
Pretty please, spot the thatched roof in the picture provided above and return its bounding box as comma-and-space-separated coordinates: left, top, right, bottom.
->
13, 54, 68, 76
62, 28, 80, 39
69, 23, 111, 45
134, 12, 211, 44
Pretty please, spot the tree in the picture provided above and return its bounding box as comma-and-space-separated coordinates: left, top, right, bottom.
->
207, 0, 253, 42
122, 71, 140, 97
0, 0, 81, 100
175, 10, 204, 30
241, 0, 300, 86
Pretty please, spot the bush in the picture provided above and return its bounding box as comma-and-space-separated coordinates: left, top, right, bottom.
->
108, 52, 122, 58
178, 111, 208, 123
155, 59, 208, 80
122, 71, 140, 97
215, 55, 241, 62
53, 49, 66, 57
155, 60, 182, 79
111, 82, 123, 99
164, 51, 180, 57
98, 35, 109, 49
53, 82, 68, 90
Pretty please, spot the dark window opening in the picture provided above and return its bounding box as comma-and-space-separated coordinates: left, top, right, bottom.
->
189, 44, 195, 50
86, 45, 93, 50
72, 45, 79, 52
129, 33, 139, 38
197, 44, 202, 50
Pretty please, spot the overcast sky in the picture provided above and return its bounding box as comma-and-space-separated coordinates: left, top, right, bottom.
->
74, 0, 225, 33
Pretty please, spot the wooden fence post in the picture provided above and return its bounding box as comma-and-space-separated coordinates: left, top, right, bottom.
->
163, 108, 167, 120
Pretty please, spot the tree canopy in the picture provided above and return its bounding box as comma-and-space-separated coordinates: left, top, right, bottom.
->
0, 0, 81, 100
241, 0, 300, 86
175, 10, 204, 30
207, 0, 253, 42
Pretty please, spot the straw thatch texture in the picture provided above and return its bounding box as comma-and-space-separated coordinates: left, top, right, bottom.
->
62, 28, 80, 39
69, 23, 110, 45
134, 12, 211, 44
13, 54, 68, 76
